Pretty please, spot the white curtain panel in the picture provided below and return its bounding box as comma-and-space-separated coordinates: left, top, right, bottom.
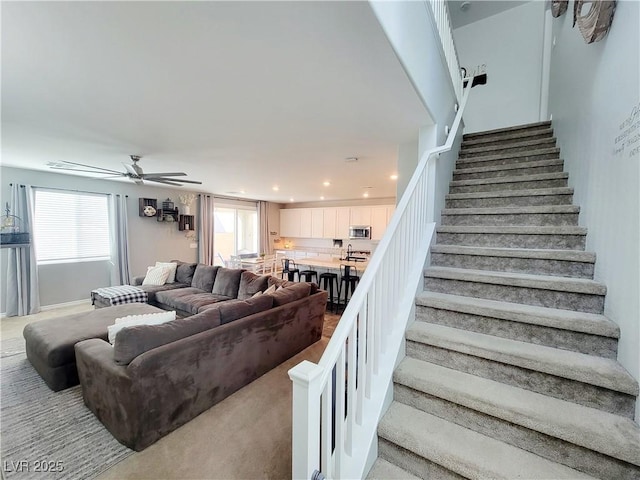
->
5, 184, 40, 316
258, 201, 272, 255
109, 194, 130, 286
198, 194, 215, 265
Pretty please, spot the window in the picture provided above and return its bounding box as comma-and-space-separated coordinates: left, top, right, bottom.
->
34, 189, 111, 264
213, 202, 258, 266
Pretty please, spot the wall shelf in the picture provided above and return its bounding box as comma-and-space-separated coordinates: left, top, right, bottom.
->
139, 198, 158, 217
179, 214, 195, 231
157, 208, 179, 223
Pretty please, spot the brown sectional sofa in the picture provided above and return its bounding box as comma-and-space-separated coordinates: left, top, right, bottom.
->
74, 262, 327, 451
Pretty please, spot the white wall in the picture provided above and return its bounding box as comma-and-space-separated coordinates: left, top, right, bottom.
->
369, 0, 456, 141
453, 1, 546, 133
1, 167, 199, 310
548, 0, 640, 420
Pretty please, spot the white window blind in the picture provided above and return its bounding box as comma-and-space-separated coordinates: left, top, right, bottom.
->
34, 189, 111, 263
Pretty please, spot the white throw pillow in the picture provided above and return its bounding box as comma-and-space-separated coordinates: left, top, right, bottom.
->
251, 290, 263, 298
263, 284, 277, 295
142, 265, 171, 286
155, 261, 178, 283
108, 310, 177, 344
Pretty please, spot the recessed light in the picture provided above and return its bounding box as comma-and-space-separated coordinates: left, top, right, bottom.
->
239, 190, 245, 194
289, 198, 294, 202
272, 186, 279, 191
320, 196, 325, 200
390, 174, 398, 180
363, 192, 369, 198
323, 181, 331, 187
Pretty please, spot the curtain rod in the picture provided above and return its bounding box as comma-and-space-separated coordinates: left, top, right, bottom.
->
198, 193, 259, 204
12, 184, 127, 197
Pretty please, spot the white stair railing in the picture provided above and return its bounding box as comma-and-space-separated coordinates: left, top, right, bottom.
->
427, 0, 463, 101
289, 72, 477, 479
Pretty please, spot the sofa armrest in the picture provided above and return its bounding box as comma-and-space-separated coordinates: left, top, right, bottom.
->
131, 275, 145, 286
75, 339, 142, 449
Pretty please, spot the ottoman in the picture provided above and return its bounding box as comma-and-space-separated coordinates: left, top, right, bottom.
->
23, 303, 164, 391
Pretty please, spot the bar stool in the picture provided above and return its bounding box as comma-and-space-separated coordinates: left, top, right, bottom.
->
319, 272, 339, 313
299, 270, 318, 283
338, 265, 360, 309
281, 258, 300, 282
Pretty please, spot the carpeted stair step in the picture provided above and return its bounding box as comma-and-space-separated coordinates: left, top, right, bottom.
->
455, 147, 561, 169
393, 358, 640, 479
405, 322, 638, 417
377, 401, 597, 479
366, 458, 420, 480
461, 127, 554, 149
424, 266, 606, 313
445, 187, 574, 208
449, 172, 568, 194
459, 137, 557, 158
436, 225, 586, 250
430, 244, 595, 278
463, 120, 552, 141
441, 205, 580, 227
452, 159, 564, 181
416, 291, 617, 358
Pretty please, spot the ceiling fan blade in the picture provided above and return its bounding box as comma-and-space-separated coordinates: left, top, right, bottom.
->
50, 166, 126, 176
145, 178, 184, 186
140, 172, 187, 177
50, 161, 123, 174
123, 163, 141, 177
146, 177, 202, 185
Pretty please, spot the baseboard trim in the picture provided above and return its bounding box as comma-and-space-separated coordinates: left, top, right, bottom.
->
40, 299, 92, 311
1, 299, 93, 318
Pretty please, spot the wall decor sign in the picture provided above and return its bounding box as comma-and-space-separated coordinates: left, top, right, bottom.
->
573, 0, 617, 44
613, 103, 640, 159
551, 0, 568, 18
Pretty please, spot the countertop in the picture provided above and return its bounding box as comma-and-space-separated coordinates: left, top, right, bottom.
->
293, 257, 368, 271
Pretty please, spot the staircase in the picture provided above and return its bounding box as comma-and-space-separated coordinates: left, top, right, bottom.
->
367, 121, 640, 479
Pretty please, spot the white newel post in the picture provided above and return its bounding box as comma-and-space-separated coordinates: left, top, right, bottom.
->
289, 360, 324, 480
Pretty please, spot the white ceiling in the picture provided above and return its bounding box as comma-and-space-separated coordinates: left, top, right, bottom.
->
1, 1, 431, 203
449, 1, 530, 29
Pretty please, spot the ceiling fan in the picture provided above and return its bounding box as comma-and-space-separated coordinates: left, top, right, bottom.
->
48, 155, 202, 186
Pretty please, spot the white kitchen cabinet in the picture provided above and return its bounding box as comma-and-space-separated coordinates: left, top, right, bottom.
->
386, 205, 396, 223
322, 208, 336, 238
336, 207, 351, 239
311, 209, 324, 238
280, 209, 301, 238
299, 209, 312, 238
350, 206, 371, 226
370, 206, 388, 241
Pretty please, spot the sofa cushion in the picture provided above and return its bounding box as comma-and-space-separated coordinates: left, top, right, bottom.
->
237, 271, 269, 300
172, 260, 198, 285
214, 294, 274, 324
268, 276, 319, 294
212, 268, 243, 298
267, 276, 296, 289
155, 288, 232, 315
269, 282, 311, 307
113, 308, 222, 365
191, 265, 219, 292
138, 282, 189, 303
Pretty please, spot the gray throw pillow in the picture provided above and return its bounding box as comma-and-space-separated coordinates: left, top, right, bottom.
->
191, 264, 219, 291
212, 268, 244, 298
172, 260, 198, 284
113, 308, 222, 365
218, 295, 273, 325
269, 282, 311, 307
237, 271, 269, 300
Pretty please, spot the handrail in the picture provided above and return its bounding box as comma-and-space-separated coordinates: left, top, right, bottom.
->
288, 71, 477, 479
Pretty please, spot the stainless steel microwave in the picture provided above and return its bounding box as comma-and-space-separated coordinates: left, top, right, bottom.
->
349, 225, 371, 239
